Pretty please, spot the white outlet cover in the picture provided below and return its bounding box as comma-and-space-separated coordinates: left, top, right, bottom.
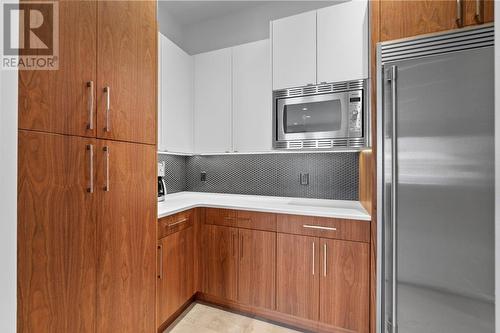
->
158, 162, 165, 177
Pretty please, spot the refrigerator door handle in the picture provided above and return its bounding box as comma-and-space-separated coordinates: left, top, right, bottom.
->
389, 65, 398, 333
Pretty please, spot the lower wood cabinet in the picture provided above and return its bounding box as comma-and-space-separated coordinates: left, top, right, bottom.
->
276, 233, 319, 321
238, 229, 276, 310
157, 226, 194, 324
205, 224, 239, 301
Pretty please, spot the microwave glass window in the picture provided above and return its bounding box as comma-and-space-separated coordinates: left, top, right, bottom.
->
283, 100, 342, 133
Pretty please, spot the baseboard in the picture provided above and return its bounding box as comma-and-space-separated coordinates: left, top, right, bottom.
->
157, 294, 196, 333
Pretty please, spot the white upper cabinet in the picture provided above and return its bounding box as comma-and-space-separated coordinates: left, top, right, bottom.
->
271, 11, 316, 90
232, 39, 272, 153
159, 34, 194, 153
194, 48, 232, 153
317, 0, 368, 83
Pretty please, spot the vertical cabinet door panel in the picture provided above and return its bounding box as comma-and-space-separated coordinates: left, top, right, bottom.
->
96, 140, 156, 333
18, 131, 96, 333
319, 239, 369, 333
238, 229, 276, 310
272, 11, 317, 90
157, 227, 194, 324
205, 225, 239, 301
232, 39, 272, 152
380, 1, 460, 41
97, 1, 157, 145
317, 0, 368, 83
276, 233, 319, 321
19, 1, 97, 137
194, 48, 232, 153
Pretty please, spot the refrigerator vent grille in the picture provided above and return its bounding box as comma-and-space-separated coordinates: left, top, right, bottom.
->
380, 24, 494, 63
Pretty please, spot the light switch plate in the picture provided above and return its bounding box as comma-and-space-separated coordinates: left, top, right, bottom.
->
158, 162, 165, 177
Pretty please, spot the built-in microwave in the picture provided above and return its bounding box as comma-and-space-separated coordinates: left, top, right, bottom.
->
273, 80, 368, 150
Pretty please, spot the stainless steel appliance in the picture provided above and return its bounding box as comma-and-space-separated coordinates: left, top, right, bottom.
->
158, 176, 166, 202
273, 80, 369, 150
378, 25, 495, 333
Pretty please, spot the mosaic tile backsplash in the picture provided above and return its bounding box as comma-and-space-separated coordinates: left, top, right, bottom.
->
158, 153, 359, 200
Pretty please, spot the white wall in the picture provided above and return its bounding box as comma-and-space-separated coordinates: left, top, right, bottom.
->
495, 2, 499, 331
0, 4, 18, 332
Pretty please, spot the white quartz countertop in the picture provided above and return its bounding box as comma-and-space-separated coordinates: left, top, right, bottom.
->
158, 192, 371, 221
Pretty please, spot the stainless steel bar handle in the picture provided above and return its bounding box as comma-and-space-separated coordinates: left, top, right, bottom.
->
312, 242, 315, 276
87, 81, 94, 130
158, 245, 163, 279
240, 234, 243, 259
168, 218, 189, 228
87, 144, 94, 193
104, 86, 110, 132
390, 65, 398, 333
323, 243, 327, 277
475, 0, 483, 23
103, 146, 110, 192
303, 225, 337, 231
456, 0, 463, 26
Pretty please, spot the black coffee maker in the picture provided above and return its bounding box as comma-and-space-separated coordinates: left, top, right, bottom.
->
158, 176, 166, 202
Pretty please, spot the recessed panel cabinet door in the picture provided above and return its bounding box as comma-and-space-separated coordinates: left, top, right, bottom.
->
18, 130, 96, 333
319, 239, 369, 333
97, 1, 157, 145
276, 233, 319, 321
238, 229, 276, 310
205, 225, 239, 301
19, 1, 97, 137
157, 227, 194, 324
96, 140, 156, 333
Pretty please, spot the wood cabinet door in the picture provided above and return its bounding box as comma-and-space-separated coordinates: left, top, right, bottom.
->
193, 48, 232, 153
97, 1, 157, 145
157, 227, 194, 324
317, 0, 368, 83
272, 10, 317, 90
18, 130, 96, 333
380, 1, 461, 41
464, 0, 495, 25
238, 229, 276, 310
96, 140, 156, 333
276, 233, 319, 321
319, 239, 369, 333
205, 225, 239, 301
19, 1, 97, 137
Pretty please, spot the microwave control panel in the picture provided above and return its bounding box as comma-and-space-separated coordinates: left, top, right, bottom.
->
348, 90, 363, 137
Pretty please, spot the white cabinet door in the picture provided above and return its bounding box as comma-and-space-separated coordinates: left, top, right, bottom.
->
272, 11, 316, 90
194, 48, 232, 153
317, 0, 368, 83
232, 39, 272, 153
163, 37, 194, 153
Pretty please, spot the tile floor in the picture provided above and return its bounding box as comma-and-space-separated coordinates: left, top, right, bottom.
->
164, 303, 304, 333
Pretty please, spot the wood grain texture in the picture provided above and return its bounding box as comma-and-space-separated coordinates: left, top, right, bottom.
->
359, 150, 373, 215
157, 226, 194, 326
19, 1, 97, 137
96, 140, 156, 333
238, 229, 276, 310
158, 209, 193, 239
205, 225, 239, 302
276, 214, 370, 243
237, 210, 277, 232
97, 0, 157, 145
18, 130, 96, 333
319, 239, 370, 333
464, 0, 495, 25
380, 1, 460, 41
276, 233, 319, 321
205, 208, 238, 226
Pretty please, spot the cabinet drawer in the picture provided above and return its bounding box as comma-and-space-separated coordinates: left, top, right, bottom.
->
237, 210, 276, 232
276, 214, 370, 243
205, 208, 238, 227
158, 209, 194, 239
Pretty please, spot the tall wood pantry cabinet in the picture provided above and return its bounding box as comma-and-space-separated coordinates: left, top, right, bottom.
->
17, 1, 158, 332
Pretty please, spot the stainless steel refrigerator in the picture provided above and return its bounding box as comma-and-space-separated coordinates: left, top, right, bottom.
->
377, 24, 495, 333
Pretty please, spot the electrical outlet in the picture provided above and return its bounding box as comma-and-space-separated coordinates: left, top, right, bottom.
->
158, 162, 165, 177
300, 173, 309, 185
201, 171, 207, 182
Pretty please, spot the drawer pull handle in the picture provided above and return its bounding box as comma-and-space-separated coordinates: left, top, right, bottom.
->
158, 244, 163, 279
168, 217, 189, 228
312, 241, 315, 276
303, 225, 337, 231
223, 217, 237, 221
